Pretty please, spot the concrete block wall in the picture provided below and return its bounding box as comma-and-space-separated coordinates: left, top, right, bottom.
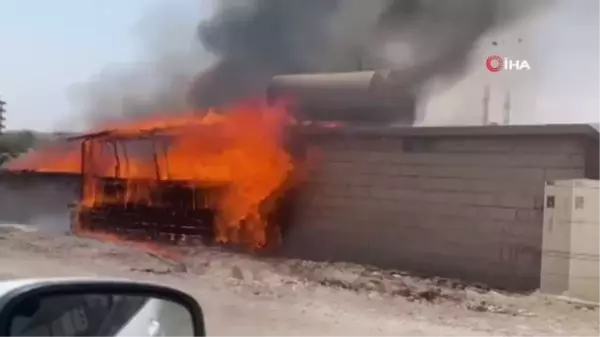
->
282, 124, 599, 290
0, 173, 79, 232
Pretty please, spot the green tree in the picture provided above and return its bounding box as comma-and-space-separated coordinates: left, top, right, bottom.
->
0, 131, 36, 166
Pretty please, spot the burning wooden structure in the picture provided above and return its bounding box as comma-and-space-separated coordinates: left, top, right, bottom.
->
68, 128, 220, 244
49, 102, 297, 251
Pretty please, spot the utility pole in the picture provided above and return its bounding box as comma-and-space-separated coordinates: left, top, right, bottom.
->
482, 85, 490, 125
0, 97, 5, 134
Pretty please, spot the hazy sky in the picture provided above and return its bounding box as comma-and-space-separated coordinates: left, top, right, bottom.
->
0, 0, 209, 131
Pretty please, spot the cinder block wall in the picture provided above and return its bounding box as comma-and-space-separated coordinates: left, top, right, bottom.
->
0, 173, 79, 232
282, 124, 599, 290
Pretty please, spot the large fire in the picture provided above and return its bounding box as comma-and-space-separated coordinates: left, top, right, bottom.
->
6, 100, 298, 248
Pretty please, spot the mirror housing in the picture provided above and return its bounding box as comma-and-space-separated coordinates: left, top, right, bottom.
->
0, 279, 206, 336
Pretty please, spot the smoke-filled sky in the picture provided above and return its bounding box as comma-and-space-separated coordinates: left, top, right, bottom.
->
0, 0, 597, 131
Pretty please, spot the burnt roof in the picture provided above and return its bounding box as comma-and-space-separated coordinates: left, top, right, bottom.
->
65, 126, 186, 142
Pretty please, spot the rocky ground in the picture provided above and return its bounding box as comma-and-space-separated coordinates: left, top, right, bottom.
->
0, 226, 598, 335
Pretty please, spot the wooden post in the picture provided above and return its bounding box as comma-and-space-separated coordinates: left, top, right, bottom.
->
79, 140, 87, 201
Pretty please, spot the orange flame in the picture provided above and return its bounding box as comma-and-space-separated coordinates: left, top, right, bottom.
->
7, 100, 298, 248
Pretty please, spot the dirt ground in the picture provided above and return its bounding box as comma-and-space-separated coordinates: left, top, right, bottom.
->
0, 227, 598, 336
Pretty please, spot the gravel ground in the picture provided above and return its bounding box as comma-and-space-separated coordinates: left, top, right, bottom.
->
0, 227, 598, 336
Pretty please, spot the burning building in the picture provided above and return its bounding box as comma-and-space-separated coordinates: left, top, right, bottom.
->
2, 67, 421, 250
3, 93, 597, 292
4, 101, 303, 249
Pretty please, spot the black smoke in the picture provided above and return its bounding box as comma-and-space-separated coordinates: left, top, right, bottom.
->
189, 0, 543, 108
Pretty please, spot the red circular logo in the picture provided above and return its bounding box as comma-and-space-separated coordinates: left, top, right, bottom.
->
486, 55, 503, 72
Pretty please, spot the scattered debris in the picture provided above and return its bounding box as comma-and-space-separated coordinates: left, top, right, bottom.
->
145, 251, 187, 273
467, 300, 535, 317
555, 295, 599, 311
231, 265, 254, 283
130, 267, 173, 275
468, 300, 508, 313
288, 261, 472, 303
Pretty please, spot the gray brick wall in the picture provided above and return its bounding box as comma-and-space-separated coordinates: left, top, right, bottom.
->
282, 127, 598, 290
0, 173, 79, 232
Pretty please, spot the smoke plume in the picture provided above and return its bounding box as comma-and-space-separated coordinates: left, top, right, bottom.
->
189, 0, 544, 108
69, 2, 213, 128
69, 0, 547, 126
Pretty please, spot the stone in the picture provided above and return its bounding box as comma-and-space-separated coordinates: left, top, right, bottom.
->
231, 265, 254, 283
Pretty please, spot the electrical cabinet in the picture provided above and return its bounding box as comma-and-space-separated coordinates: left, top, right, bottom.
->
541, 179, 599, 303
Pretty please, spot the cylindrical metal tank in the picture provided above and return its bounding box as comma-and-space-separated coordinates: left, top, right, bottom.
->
267, 70, 417, 125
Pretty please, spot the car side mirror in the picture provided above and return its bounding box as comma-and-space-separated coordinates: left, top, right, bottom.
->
0, 279, 206, 336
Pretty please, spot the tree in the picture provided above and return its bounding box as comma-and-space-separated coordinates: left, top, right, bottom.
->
0, 131, 36, 166
0, 98, 39, 166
